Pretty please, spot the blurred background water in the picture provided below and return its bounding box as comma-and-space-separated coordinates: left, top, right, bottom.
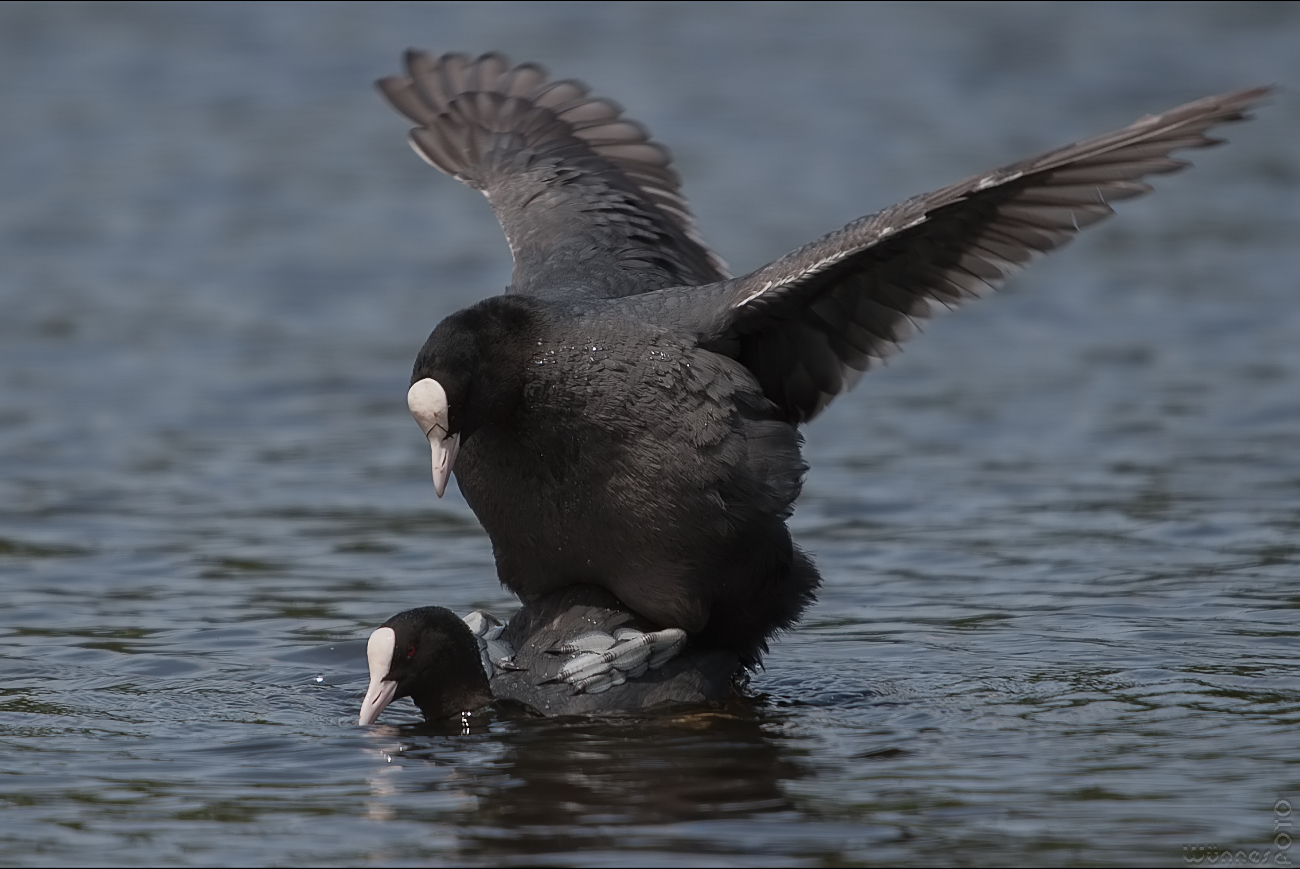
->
1, 2, 1298, 865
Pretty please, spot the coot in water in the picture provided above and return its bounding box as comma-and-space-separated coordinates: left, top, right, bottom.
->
362, 50, 1265, 721
359, 586, 739, 724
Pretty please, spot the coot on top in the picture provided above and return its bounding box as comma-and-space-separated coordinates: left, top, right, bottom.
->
366, 50, 1264, 719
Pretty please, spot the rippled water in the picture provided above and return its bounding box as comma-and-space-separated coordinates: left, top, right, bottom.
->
2, 2, 1298, 865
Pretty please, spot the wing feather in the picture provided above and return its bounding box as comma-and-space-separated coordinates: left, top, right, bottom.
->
610, 86, 1270, 422
379, 51, 728, 297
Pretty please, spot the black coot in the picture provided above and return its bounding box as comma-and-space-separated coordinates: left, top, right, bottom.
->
382, 51, 1266, 670
359, 586, 739, 724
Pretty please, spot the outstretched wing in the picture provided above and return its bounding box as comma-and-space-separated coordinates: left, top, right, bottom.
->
615, 86, 1270, 423
379, 51, 728, 298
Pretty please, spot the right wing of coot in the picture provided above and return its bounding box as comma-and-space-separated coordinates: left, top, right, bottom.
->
614, 86, 1271, 424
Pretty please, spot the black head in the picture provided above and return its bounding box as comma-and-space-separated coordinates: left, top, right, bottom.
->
410, 295, 544, 440
407, 296, 544, 498
358, 606, 493, 724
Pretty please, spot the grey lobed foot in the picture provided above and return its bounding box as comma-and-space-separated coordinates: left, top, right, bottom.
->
550, 626, 688, 694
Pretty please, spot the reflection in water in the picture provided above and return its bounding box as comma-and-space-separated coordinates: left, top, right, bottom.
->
379, 705, 802, 859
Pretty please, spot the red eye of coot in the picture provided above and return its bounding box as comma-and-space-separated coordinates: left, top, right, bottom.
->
406, 645, 416, 659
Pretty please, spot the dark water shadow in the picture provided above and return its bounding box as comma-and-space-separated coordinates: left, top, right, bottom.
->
380, 697, 809, 861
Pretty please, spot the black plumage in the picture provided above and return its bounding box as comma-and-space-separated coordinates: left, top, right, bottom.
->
359, 605, 493, 724
384, 50, 1267, 668
359, 587, 738, 723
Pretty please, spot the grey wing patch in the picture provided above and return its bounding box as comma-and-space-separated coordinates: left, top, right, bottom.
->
612, 86, 1269, 424
378, 51, 728, 297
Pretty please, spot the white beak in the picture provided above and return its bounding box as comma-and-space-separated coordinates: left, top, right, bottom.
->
407, 378, 461, 498
359, 626, 398, 726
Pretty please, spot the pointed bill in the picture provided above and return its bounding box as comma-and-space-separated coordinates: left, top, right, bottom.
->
358, 626, 398, 726
407, 378, 461, 497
